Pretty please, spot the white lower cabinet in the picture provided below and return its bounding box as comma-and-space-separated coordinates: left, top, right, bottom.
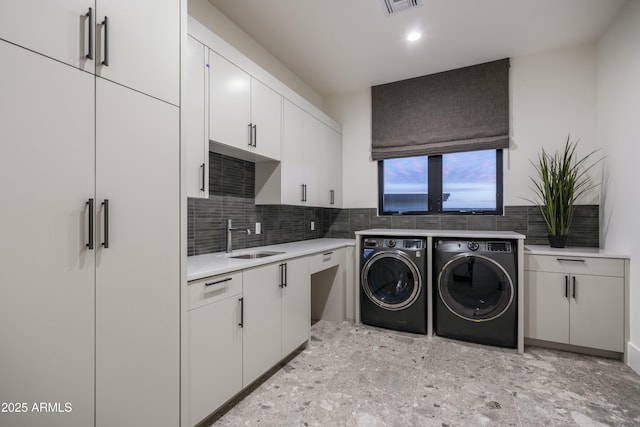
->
188, 272, 243, 426
525, 254, 625, 353
187, 256, 311, 425
243, 257, 310, 386
282, 258, 312, 356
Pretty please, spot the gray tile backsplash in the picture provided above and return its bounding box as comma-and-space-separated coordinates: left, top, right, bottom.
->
187, 152, 600, 256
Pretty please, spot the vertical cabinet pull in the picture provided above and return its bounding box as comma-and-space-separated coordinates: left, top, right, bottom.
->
300, 184, 305, 202
84, 8, 93, 60
238, 297, 244, 327
572, 276, 577, 299
200, 163, 205, 192
86, 199, 94, 250
101, 199, 109, 248
564, 275, 569, 298
279, 263, 287, 288
247, 123, 253, 147
252, 124, 257, 147
330, 189, 335, 205
101, 16, 109, 66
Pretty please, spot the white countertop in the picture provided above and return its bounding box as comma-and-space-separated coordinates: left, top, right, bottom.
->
354, 229, 526, 240
187, 238, 355, 281
524, 244, 630, 259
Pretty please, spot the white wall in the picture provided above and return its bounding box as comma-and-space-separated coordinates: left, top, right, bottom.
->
188, 0, 324, 110
327, 44, 601, 209
597, 0, 640, 373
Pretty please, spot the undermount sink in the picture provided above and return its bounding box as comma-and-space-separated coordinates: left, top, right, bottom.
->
228, 251, 285, 259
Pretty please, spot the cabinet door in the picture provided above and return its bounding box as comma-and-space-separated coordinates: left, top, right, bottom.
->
569, 274, 624, 352
0, 0, 94, 73
185, 35, 209, 198
282, 99, 304, 205
95, 0, 179, 105
95, 79, 179, 427
250, 78, 282, 160
209, 50, 251, 151
302, 111, 319, 205
0, 40, 95, 427
524, 271, 570, 344
318, 123, 342, 208
189, 296, 243, 425
242, 264, 282, 387
282, 258, 311, 356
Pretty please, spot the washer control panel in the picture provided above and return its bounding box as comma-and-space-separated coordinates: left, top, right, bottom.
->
362, 237, 425, 250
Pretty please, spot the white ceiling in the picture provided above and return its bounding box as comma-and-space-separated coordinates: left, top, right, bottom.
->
207, 0, 627, 97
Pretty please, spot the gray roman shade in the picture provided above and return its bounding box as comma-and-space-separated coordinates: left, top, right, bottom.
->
371, 58, 510, 160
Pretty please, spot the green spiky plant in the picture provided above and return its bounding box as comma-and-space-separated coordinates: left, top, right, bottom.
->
527, 136, 601, 246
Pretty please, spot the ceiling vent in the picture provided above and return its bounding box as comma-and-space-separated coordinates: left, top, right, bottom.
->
382, 0, 421, 15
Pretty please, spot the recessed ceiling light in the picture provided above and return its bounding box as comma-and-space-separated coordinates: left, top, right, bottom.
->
407, 32, 422, 42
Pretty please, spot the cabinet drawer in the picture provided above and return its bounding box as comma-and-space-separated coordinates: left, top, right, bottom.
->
309, 249, 342, 274
525, 254, 624, 277
188, 271, 242, 310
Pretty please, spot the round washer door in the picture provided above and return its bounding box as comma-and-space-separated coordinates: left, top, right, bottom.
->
361, 250, 422, 310
437, 254, 514, 322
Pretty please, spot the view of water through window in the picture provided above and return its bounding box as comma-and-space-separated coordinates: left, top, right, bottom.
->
382, 150, 497, 213
442, 150, 496, 211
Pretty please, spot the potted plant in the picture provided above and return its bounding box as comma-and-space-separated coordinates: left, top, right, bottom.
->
528, 136, 600, 248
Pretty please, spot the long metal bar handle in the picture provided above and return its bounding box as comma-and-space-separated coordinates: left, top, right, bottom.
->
564, 275, 568, 298
101, 16, 109, 66
279, 264, 284, 288
557, 258, 585, 263
102, 199, 109, 248
572, 276, 576, 299
200, 163, 205, 192
252, 124, 257, 147
84, 8, 93, 60
283, 263, 287, 288
301, 184, 305, 202
248, 123, 253, 147
330, 189, 335, 205
238, 297, 244, 327
86, 199, 94, 250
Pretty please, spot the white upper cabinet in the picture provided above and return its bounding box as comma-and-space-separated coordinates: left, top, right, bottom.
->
302, 111, 319, 205
251, 78, 282, 160
95, 0, 179, 105
185, 35, 209, 198
0, 0, 95, 73
281, 99, 305, 205
0, 0, 180, 105
209, 49, 282, 161
209, 50, 251, 152
318, 123, 343, 208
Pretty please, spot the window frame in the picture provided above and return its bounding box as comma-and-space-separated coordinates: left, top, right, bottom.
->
378, 149, 503, 216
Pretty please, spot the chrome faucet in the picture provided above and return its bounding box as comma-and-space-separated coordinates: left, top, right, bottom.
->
226, 219, 251, 253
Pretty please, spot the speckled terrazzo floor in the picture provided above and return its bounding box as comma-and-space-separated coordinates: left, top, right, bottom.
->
209, 320, 640, 426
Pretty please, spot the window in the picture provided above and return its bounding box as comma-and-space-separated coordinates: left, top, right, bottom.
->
378, 149, 503, 215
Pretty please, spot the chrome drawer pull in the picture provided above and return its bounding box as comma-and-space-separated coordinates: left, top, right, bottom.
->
556, 258, 586, 263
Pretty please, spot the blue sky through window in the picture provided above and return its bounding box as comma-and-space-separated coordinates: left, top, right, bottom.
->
442, 150, 496, 210
382, 150, 497, 212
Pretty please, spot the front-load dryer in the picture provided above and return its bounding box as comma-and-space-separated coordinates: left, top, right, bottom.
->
433, 238, 517, 348
360, 236, 427, 334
